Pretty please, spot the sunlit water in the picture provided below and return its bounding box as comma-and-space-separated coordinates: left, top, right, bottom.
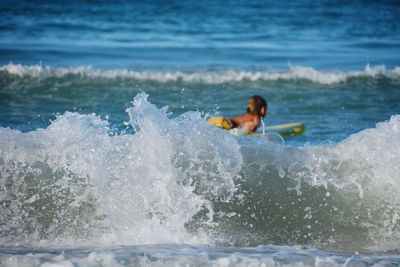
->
1, 1, 400, 266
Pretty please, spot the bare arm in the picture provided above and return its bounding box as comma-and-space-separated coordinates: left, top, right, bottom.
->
240, 121, 258, 133
231, 113, 260, 134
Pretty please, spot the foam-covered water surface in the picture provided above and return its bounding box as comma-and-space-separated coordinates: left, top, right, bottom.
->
1, 1, 400, 265
1, 94, 400, 254
1, 66, 399, 264
2, 63, 400, 84
2, 244, 400, 267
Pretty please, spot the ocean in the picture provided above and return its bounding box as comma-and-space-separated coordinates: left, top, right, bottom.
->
1, 0, 400, 266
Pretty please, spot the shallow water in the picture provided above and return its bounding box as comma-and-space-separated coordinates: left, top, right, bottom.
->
1, 1, 400, 266
2, 244, 400, 267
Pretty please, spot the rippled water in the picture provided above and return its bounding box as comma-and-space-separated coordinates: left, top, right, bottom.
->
1, 0, 399, 69
1, 1, 400, 266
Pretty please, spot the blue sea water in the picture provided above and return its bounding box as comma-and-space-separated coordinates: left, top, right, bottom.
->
1, 1, 400, 266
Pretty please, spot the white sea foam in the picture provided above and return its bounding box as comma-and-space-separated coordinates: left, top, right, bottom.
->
213, 115, 400, 251
0, 93, 399, 251
290, 115, 400, 250
0, 93, 242, 247
1, 245, 399, 267
1, 63, 399, 84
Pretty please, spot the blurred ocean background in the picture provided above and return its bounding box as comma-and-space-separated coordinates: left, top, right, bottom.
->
1, 0, 400, 266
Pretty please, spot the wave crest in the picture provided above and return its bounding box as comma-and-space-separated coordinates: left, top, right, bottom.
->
0, 94, 399, 252
1, 63, 399, 84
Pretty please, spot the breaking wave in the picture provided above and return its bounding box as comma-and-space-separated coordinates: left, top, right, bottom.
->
0, 93, 399, 252
1, 63, 400, 84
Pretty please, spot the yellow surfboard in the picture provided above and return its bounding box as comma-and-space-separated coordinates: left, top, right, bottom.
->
250, 122, 305, 136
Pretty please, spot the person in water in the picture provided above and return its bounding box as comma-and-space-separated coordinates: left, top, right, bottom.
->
207, 95, 267, 135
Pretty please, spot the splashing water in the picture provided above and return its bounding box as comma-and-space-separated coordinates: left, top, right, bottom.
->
0, 93, 400, 254
0, 93, 242, 247
1, 1, 400, 264
261, 119, 266, 135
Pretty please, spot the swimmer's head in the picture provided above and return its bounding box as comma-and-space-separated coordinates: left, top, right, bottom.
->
246, 95, 267, 118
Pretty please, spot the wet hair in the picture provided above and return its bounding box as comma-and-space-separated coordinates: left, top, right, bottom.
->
247, 95, 267, 117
